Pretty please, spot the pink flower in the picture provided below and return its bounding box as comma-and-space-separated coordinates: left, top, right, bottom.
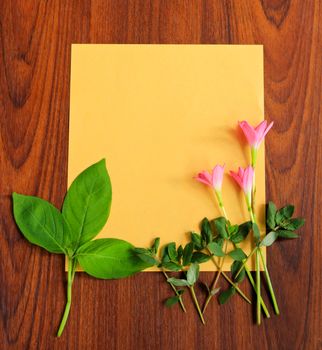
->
239, 120, 274, 150
229, 166, 254, 196
195, 165, 225, 191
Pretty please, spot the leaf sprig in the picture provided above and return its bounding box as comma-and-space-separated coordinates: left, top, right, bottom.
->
13, 160, 150, 336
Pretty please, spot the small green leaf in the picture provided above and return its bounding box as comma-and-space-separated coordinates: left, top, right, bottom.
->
12, 193, 70, 254
76, 238, 150, 279
165, 296, 180, 307
282, 218, 305, 231
177, 245, 184, 261
213, 217, 228, 239
191, 232, 203, 250
228, 224, 238, 236
186, 263, 199, 286
62, 159, 112, 250
191, 252, 211, 263
276, 205, 294, 225
208, 242, 225, 257
230, 221, 252, 244
133, 248, 158, 265
151, 237, 160, 254
267, 202, 277, 230
167, 277, 190, 287
162, 261, 182, 271
167, 242, 178, 261
182, 242, 194, 266
277, 230, 299, 239
252, 222, 261, 243
260, 231, 278, 247
228, 248, 247, 261
231, 261, 245, 283
201, 218, 213, 244
219, 286, 236, 304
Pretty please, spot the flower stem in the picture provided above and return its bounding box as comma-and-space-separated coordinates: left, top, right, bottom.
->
162, 269, 186, 312
244, 266, 270, 318
255, 249, 261, 325
189, 285, 205, 325
203, 241, 228, 312
57, 256, 74, 337
258, 248, 280, 315
208, 253, 251, 304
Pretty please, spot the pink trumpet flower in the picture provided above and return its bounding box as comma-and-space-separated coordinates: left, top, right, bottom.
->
238, 120, 274, 150
195, 165, 225, 191
229, 166, 254, 205
238, 120, 273, 166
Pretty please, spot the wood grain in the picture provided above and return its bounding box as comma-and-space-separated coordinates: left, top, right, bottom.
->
0, 1, 321, 349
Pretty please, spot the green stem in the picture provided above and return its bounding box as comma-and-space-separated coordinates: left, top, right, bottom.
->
258, 249, 280, 315
57, 256, 74, 337
203, 241, 228, 312
244, 266, 270, 318
208, 252, 251, 303
255, 249, 261, 325
234, 246, 257, 279
162, 269, 186, 313
189, 285, 205, 325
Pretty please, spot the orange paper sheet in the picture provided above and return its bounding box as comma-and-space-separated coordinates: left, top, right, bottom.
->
69, 44, 265, 271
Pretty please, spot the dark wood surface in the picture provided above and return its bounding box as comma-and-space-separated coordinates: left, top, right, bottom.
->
0, 1, 321, 349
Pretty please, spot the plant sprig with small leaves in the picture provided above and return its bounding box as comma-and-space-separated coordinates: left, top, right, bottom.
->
135, 238, 208, 323
13, 160, 150, 336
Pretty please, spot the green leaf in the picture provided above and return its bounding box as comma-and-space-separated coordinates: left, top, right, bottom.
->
76, 238, 150, 279
177, 245, 184, 261
228, 248, 247, 261
191, 232, 203, 250
252, 222, 261, 243
260, 231, 278, 247
162, 261, 182, 271
228, 224, 238, 236
282, 218, 305, 231
276, 205, 294, 225
62, 159, 112, 249
213, 217, 228, 239
151, 237, 160, 254
208, 242, 225, 257
182, 242, 194, 266
12, 193, 70, 254
201, 218, 213, 244
230, 221, 252, 244
165, 296, 180, 307
231, 261, 245, 283
133, 248, 158, 265
219, 286, 236, 304
277, 230, 299, 239
267, 202, 277, 230
186, 263, 199, 286
167, 277, 190, 287
191, 252, 211, 263
167, 242, 178, 261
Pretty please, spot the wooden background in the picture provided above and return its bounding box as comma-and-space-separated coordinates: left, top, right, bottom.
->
0, 1, 321, 349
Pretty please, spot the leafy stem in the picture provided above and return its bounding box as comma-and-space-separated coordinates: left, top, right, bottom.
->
203, 240, 228, 312
255, 249, 261, 325
162, 269, 186, 312
208, 251, 251, 304
57, 256, 75, 337
258, 249, 279, 315
189, 285, 205, 325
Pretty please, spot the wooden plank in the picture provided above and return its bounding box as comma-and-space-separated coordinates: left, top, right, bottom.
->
0, 1, 320, 348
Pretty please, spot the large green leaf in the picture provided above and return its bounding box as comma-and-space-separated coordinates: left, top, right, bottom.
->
62, 159, 112, 249
76, 238, 150, 279
12, 193, 70, 254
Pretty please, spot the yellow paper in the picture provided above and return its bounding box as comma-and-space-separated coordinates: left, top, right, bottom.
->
69, 44, 265, 271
